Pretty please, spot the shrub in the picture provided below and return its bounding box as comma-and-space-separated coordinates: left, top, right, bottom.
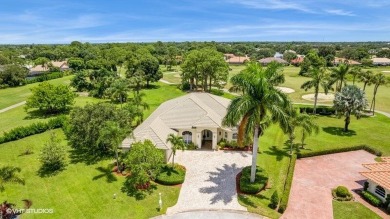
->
25, 72, 64, 84
210, 88, 224, 96
185, 142, 198, 150
332, 186, 353, 201
239, 166, 268, 194
155, 164, 186, 185
278, 154, 297, 213
364, 181, 369, 191
180, 81, 190, 91
297, 145, 382, 158
299, 106, 335, 115
269, 191, 279, 209
0, 116, 67, 144
361, 191, 383, 207
39, 132, 67, 175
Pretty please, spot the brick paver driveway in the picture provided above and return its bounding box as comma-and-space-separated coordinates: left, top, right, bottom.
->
166, 150, 252, 215
282, 150, 376, 219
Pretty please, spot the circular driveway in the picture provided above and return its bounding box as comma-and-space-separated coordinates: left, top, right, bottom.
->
166, 150, 252, 215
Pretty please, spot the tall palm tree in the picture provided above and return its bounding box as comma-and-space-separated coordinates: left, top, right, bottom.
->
333, 85, 368, 132
166, 134, 185, 166
358, 70, 374, 91
98, 121, 127, 172
349, 66, 362, 85
106, 78, 130, 107
370, 73, 389, 115
223, 62, 291, 183
329, 63, 349, 92
301, 66, 329, 114
283, 109, 320, 154
0, 166, 25, 192
127, 92, 150, 124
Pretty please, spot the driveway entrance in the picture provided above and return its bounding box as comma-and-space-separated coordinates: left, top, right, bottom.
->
166, 150, 252, 215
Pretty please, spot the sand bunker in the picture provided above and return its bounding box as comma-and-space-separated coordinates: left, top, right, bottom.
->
302, 93, 335, 102
173, 74, 181, 78
275, 86, 295, 94
382, 71, 390, 73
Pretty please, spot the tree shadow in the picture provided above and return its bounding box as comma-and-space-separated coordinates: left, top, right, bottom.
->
322, 127, 356, 137
282, 141, 303, 155
37, 165, 65, 178
198, 163, 242, 205
92, 165, 118, 183
263, 146, 290, 161
145, 84, 161, 90
24, 109, 69, 120
238, 194, 256, 208
68, 148, 111, 165
121, 179, 157, 200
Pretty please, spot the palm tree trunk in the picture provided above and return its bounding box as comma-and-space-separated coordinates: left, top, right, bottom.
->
250, 125, 260, 183
344, 113, 350, 132
363, 82, 367, 91
289, 134, 294, 155
115, 150, 120, 173
313, 87, 319, 114
370, 86, 378, 115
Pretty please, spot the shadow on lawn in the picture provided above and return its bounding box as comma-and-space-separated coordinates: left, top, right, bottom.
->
92, 165, 118, 183
322, 127, 356, 137
69, 148, 111, 165
263, 146, 290, 161
144, 84, 161, 90
37, 165, 65, 178
24, 109, 68, 120
199, 163, 241, 205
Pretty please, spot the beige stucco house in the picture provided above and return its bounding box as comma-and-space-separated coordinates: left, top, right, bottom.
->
121, 93, 237, 161
360, 158, 390, 205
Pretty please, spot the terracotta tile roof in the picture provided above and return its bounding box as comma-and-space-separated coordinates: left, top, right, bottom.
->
291, 56, 304, 64
360, 171, 390, 190
363, 162, 390, 171
334, 57, 361, 65
381, 157, 390, 162
226, 56, 250, 64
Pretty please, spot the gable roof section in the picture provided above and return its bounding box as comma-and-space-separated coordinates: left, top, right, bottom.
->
360, 159, 390, 190
122, 93, 232, 149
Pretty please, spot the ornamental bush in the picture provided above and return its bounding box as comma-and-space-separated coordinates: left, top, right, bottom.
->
361, 191, 383, 207
332, 186, 353, 201
269, 191, 279, 209
155, 164, 186, 185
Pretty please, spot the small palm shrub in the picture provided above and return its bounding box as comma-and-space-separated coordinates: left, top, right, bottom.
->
269, 191, 279, 209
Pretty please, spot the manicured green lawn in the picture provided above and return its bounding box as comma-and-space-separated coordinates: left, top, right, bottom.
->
0, 130, 181, 219
0, 76, 73, 109
333, 201, 382, 219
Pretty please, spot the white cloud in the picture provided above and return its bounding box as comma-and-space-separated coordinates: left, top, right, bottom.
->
324, 9, 355, 16
225, 0, 314, 13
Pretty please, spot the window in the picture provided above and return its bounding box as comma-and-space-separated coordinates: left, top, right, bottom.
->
232, 133, 238, 139
225, 132, 228, 138
375, 185, 386, 198
182, 131, 192, 144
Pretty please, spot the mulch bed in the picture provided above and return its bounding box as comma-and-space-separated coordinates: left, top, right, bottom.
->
222, 146, 253, 152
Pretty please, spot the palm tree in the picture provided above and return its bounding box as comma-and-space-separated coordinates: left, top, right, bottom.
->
166, 134, 185, 166
0, 166, 25, 192
358, 70, 374, 91
284, 109, 320, 154
223, 62, 291, 183
127, 92, 150, 124
333, 85, 368, 132
329, 63, 349, 92
106, 78, 130, 107
301, 66, 329, 114
370, 73, 389, 115
349, 66, 362, 85
98, 121, 127, 173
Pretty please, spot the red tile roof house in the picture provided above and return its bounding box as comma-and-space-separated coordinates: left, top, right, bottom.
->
360, 157, 390, 207
224, 54, 250, 64
290, 56, 305, 66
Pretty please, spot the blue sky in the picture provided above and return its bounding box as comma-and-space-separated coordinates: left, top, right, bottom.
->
1, 0, 390, 43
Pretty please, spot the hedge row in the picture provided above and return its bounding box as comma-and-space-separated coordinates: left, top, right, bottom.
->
297, 145, 382, 158
0, 116, 67, 144
278, 154, 297, 213
25, 72, 64, 84
361, 191, 383, 207
299, 106, 335, 115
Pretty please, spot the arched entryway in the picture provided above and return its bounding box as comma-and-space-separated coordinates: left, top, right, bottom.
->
201, 129, 213, 150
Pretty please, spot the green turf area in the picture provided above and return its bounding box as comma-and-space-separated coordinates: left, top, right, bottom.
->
0, 130, 181, 219
0, 76, 73, 109
332, 200, 382, 219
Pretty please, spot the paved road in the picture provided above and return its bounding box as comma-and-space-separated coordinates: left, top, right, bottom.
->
166, 150, 251, 215
282, 150, 376, 219
0, 101, 26, 113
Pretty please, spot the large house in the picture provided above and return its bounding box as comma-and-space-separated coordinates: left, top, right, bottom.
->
29, 61, 70, 75
360, 157, 390, 206
224, 54, 250, 64
121, 93, 237, 161
333, 57, 361, 66
258, 57, 288, 66
372, 57, 390, 66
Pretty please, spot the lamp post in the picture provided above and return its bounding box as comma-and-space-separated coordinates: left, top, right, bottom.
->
159, 193, 162, 210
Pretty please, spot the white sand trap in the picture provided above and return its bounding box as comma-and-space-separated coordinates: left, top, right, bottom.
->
275, 86, 295, 94
382, 71, 390, 73
302, 93, 335, 102
173, 74, 181, 78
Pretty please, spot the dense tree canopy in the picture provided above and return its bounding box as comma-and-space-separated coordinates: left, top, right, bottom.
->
0, 64, 29, 87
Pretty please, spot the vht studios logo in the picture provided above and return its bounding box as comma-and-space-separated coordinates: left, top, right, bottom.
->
5, 208, 54, 214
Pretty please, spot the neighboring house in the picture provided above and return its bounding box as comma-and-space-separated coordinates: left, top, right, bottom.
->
258, 57, 288, 66
333, 57, 361, 66
121, 93, 238, 161
360, 157, 390, 206
224, 54, 250, 64
372, 57, 390, 66
290, 55, 305, 66
274, 52, 283, 59
29, 61, 69, 75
